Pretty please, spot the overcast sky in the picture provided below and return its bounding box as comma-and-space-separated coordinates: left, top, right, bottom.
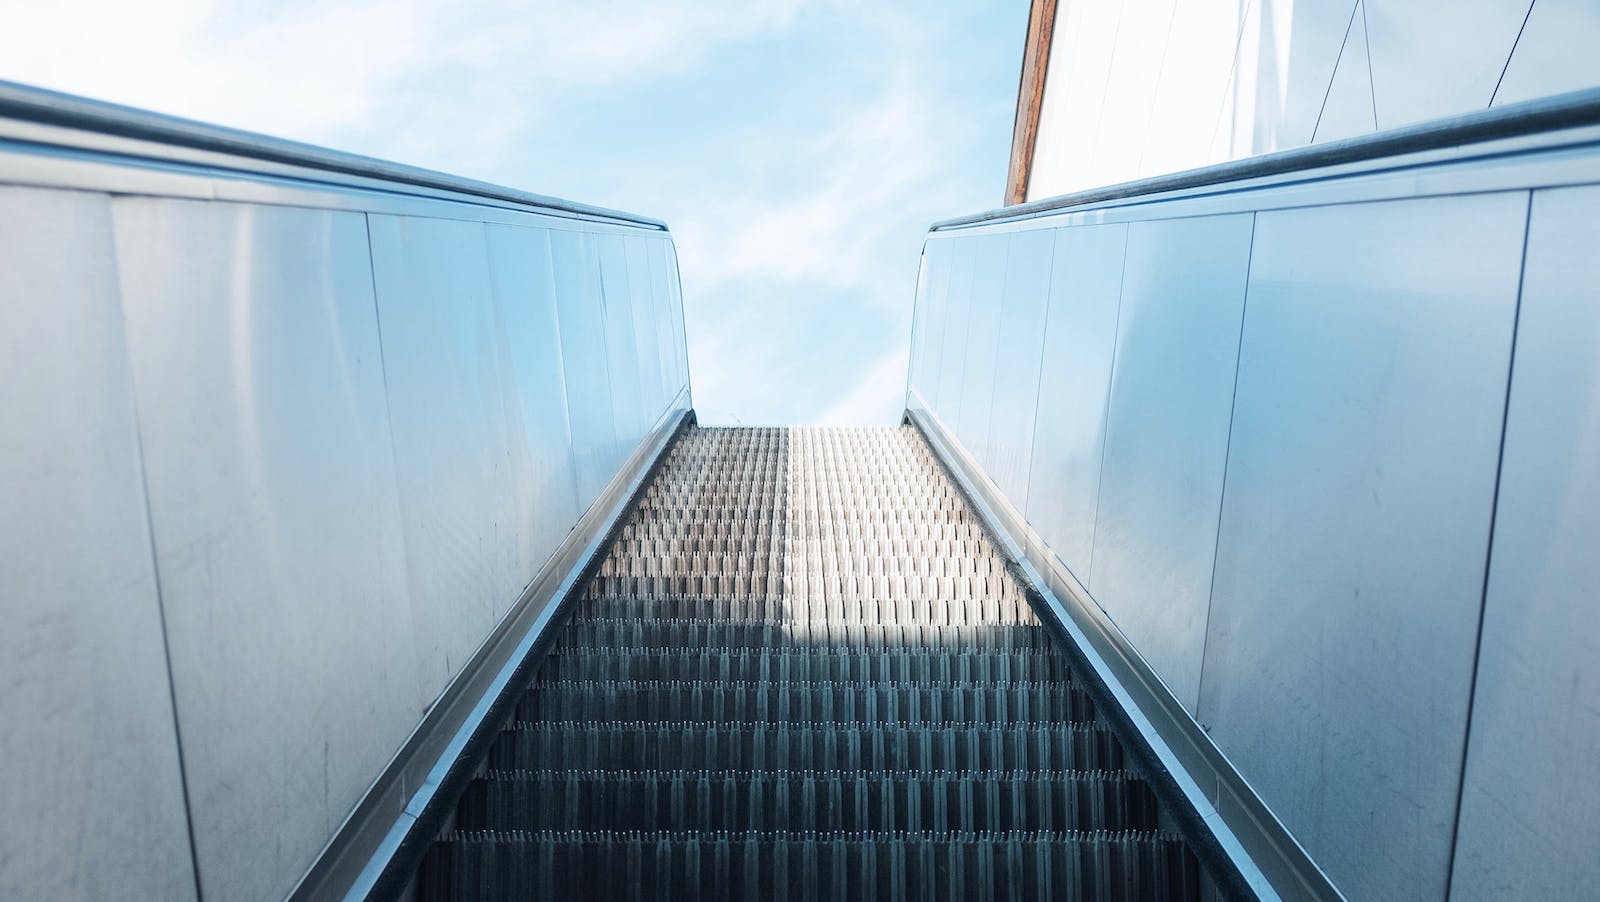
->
0, 0, 1027, 424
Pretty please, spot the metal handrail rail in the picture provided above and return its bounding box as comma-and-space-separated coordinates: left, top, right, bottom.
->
0, 79, 668, 230
933, 86, 1600, 231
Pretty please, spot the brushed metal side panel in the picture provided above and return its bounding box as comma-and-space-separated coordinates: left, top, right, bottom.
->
484, 224, 582, 586
1365, 0, 1530, 129
367, 213, 521, 696
1492, 0, 1600, 108
549, 229, 616, 512
934, 237, 975, 421
1090, 213, 1253, 712
1025, 224, 1128, 583
645, 238, 684, 404
955, 233, 1009, 467
1450, 185, 1600, 901
115, 199, 419, 902
596, 234, 642, 461
1200, 193, 1528, 902
0, 187, 195, 902
625, 235, 665, 423
663, 240, 690, 395
911, 240, 951, 402
985, 228, 1055, 506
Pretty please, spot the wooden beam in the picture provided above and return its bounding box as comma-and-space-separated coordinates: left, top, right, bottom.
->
1004, 0, 1059, 207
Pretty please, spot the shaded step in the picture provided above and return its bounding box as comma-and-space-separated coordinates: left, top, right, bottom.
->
487, 720, 1124, 773
556, 619, 1055, 654
537, 647, 1071, 683
575, 594, 1041, 626
418, 831, 1204, 902
457, 770, 1161, 834
516, 680, 1095, 726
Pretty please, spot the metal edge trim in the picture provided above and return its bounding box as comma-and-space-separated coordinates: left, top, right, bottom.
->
0, 79, 667, 231
904, 396, 1346, 902
284, 390, 694, 902
934, 87, 1600, 231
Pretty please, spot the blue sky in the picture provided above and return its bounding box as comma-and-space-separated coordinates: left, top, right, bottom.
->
0, 1, 1027, 424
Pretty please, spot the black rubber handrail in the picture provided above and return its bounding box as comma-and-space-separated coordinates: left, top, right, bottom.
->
934, 86, 1600, 231
0, 79, 667, 230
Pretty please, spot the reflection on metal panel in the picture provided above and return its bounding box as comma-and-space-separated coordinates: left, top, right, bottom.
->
0, 187, 195, 902
645, 238, 683, 406
1199, 193, 1526, 902
596, 234, 642, 460
1492, 0, 1600, 107
625, 236, 665, 423
934, 238, 975, 419
367, 213, 520, 695
1451, 186, 1600, 901
1364, 0, 1529, 128
956, 233, 1009, 466
1091, 214, 1253, 713
1025, 224, 1127, 582
985, 229, 1054, 505
663, 241, 690, 395
550, 229, 616, 511
116, 199, 420, 901
912, 241, 951, 401
485, 224, 582, 584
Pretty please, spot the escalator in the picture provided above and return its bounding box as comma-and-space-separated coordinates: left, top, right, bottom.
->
412, 426, 1232, 899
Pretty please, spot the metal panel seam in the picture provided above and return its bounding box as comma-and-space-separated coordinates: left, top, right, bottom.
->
108, 221, 206, 902
1440, 189, 1535, 902
1084, 225, 1133, 590
1193, 211, 1258, 719
1488, 3, 1540, 108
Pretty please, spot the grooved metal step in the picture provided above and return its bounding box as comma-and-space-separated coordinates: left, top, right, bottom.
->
413, 426, 1222, 899
511, 680, 1098, 726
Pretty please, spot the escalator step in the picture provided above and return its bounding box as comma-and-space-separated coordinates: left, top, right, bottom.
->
486, 721, 1123, 773
535, 647, 1073, 683
514, 680, 1096, 726
453, 769, 1160, 833
413, 426, 1222, 899
418, 832, 1205, 902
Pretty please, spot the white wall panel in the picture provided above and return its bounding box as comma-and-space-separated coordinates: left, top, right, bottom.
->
486, 225, 582, 587
1028, 0, 1124, 198
1024, 224, 1128, 581
117, 200, 420, 901
1141, 0, 1251, 179
1365, 0, 1530, 129
985, 229, 1055, 504
1492, 0, 1600, 107
0, 188, 196, 902
1199, 193, 1527, 902
1311, 0, 1377, 143
368, 214, 520, 696
1219, 0, 1357, 159
1093, 0, 1180, 187
1451, 185, 1600, 901
550, 229, 618, 512
1091, 214, 1253, 712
